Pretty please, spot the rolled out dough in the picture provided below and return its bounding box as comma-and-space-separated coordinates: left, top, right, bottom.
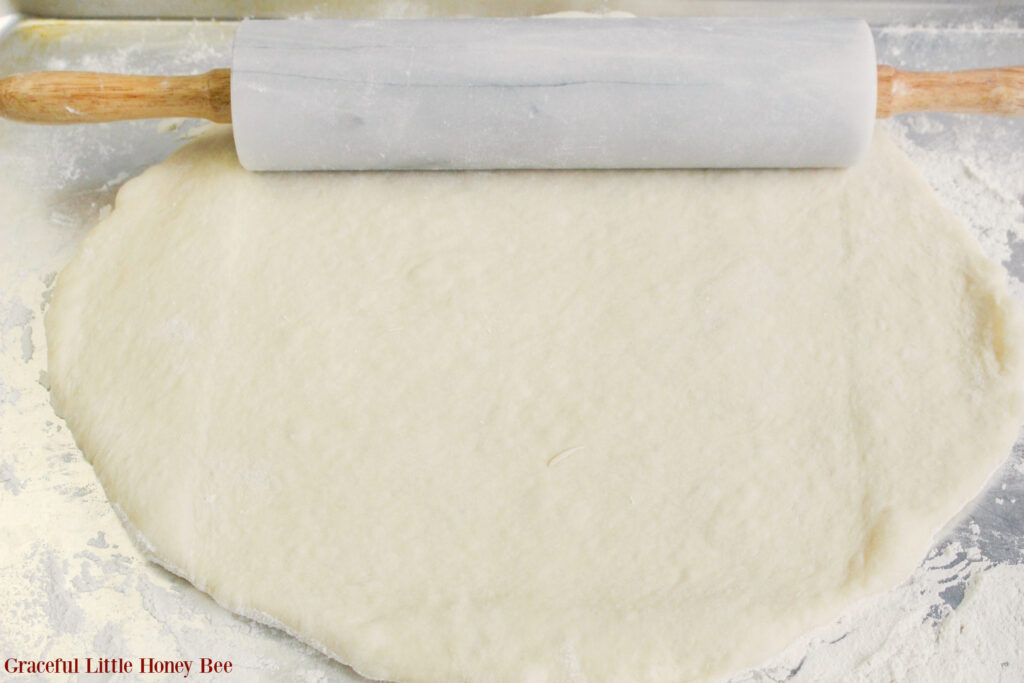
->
46, 127, 1024, 683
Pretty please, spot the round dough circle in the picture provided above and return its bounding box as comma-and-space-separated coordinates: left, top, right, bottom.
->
47, 128, 1024, 682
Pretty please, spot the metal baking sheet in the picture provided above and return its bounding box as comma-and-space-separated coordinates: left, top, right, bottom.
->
1, 5, 1022, 681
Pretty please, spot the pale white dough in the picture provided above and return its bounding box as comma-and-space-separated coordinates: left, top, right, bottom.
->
46, 127, 1024, 683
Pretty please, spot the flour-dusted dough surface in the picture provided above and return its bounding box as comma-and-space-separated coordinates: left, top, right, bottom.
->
46, 127, 1023, 683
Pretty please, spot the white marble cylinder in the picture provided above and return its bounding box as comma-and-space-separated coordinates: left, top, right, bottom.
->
231, 17, 877, 171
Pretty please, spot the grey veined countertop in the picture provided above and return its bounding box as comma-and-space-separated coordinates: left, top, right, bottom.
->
0, 5, 1023, 682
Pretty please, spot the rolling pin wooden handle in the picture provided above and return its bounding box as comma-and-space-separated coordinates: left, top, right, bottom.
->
876, 65, 1024, 118
0, 69, 232, 124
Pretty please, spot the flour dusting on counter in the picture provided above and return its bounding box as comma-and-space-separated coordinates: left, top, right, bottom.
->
1, 14, 1024, 683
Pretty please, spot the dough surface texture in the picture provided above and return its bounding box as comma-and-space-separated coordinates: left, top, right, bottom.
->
46, 127, 1024, 683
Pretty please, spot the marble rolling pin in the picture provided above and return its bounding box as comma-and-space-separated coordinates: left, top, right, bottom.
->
1, 17, 1022, 170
